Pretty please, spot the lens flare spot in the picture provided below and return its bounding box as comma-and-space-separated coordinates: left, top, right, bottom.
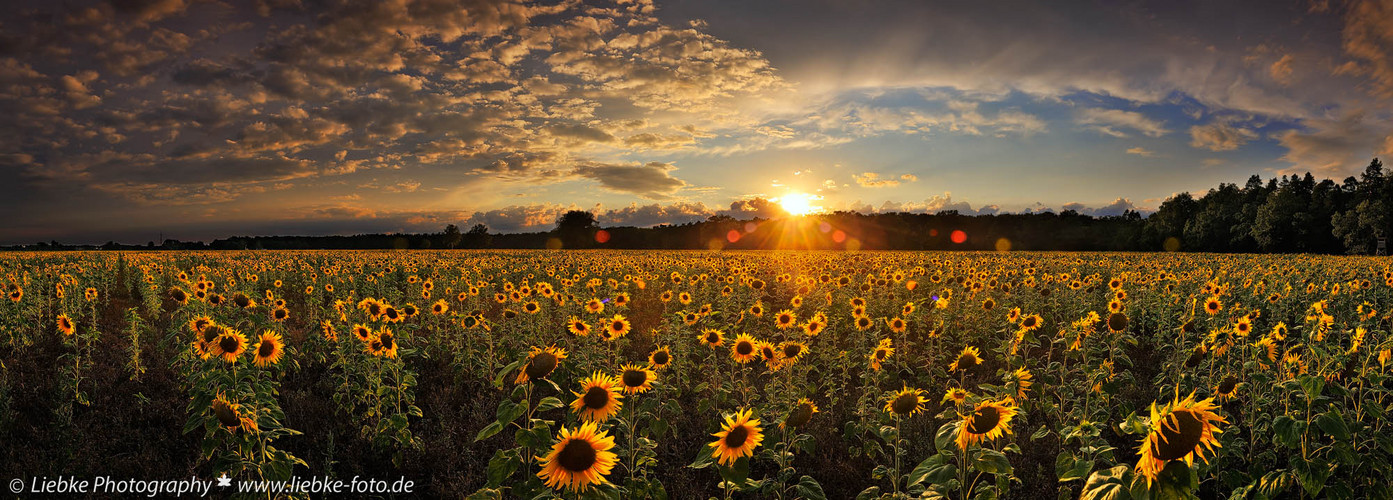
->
594, 230, 611, 244
950, 230, 967, 244
995, 238, 1011, 252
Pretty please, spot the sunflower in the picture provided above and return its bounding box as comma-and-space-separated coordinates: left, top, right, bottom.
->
516, 346, 568, 384
320, 320, 337, 342
1134, 392, 1225, 486
869, 338, 894, 371
803, 318, 826, 337
1019, 314, 1042, 332
605, 314, 631, 340
949, 345, 982, 373
585, 298, 604, 314
567, 316, 591, 337
536, 421, 618, 493
1107, 312, 1129, 333
571, 372, 623, 422
270, 307, 290, 322
887, 317, 907, 333
731, 333, 758, 364
749, 303, 765, 317
352, 324, 373, 342
648, 346, 672, 370
941, 387, 971, 405
758, 342, 779, 365
431, 300, 449, 315
7, 287, 22, 303
1007, 307, 1021, 323
709, 408, 764, 466
700, 329, 725, 348
376, 328, 399, 358
884, 385, 928, 417
956, 397, 1018, 450
1213, 375, 1241, 401
211, 391, 258, 433
253, 330, 284, 367
781, 398, 819, 430
1012, 367, 1034, 399
212, 329, 249, 363
780, 341, 807, 365
854, 315, 874, 331
56, 314, 75, 336
523, 301, 541, 314
1203, 296, 1222, 316
775, 309, 797, 329
232, 293, 255, 309
618, 364, 657, 394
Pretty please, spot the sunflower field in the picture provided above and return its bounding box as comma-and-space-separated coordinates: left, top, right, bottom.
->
0, 250, 1391, 499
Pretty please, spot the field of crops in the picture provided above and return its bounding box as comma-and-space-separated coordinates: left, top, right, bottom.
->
0, 250, 1389, 499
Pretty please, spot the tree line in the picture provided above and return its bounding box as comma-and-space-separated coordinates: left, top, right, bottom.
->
11, 159, 1393, 254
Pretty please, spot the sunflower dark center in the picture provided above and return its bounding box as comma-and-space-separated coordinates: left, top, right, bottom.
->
652, 351, 670, 365
612, 321, 624, 331
219, 335, 239, 353
967, 406, 1001, 434
583, 386, 610, 409
957, 354, 979, 370
890, 393, 919, 414
380, 334, 395, 350
1108, 312, 1128, 332
783, 344, 802, 358
556, 438, 598, 472
705, 333, 719, 344
724, 425, 749, 447
213, 401, 239, 428
1218, 376, 1238, 394
779, 314, 791, 323
258, 342, 274, 357
525, 353, 558, 379
1022, 317, 1037, 328
736, 342, 753, 355
875, 349, 888, 360
622, 370, 648, 387
1152, 410, 1206, 461
786, 405, 813, 428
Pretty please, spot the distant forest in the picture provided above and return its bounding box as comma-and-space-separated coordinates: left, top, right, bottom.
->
16, 158, 1393, 254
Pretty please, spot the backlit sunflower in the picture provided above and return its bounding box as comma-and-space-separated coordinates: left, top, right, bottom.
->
618, 363, 657, 394
780, 341, 807, 366
887, 317, 907, 333
731, 333, 758, 364
1012, 367, 1034, 399
536, 421, 618, 493
1203, 296, 1222, 315
56, 314, 75, 336
869, 338, 894, 371
1213, 375, 1241, 401
775, 309, 797, 329
270, 307, 290, 322
884, 385, 928, 417
854, 315, 874, 331
376, 327, 399, 358
431, 300, 449, 315
252, 331, 284, 367
516, 345, 568, 384
700, 329, 725, 348
211, 391, 258, 433
212, 329, 249, 363
781, 398, 819, 430
949, 345, 982, 373
352, 324, 373, 342
571, 372, 623, 422
604, 314, 631, 340
648, 346, 672, 370
567, 316, 591, 337
1134, 392, 1225, 486
956, 397, 1017, 450
758, 342, 779, 366
320, 320, 337, 341
941, 387, 971, 405
1019, 314, 1042, 332
1106, 312, 1129, 333
709, 408, 764, 466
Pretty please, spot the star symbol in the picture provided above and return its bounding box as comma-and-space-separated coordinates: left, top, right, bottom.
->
216, 474, 231, 488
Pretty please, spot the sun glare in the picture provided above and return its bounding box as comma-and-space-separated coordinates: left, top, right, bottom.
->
778, 192, 822, 216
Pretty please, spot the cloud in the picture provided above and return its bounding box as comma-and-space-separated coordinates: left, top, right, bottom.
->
1277, 112, 1393, 175
853, 172, 904, 188
600, 202, 712, 227
463, 203, 573, 233
1189, 120, 1257, 151
572, 161, 687, 198
1338, 0, 1393, 97
1076, 108, 1168, 138
717, 197, 787, 219
1060, 197, 1143, 216
1270, 54, 1295, 85
1125, 147, 1158, 157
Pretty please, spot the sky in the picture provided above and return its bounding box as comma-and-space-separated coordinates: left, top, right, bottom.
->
2, 0, 1393, 244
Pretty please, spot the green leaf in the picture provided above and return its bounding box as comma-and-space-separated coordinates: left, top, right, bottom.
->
1031, 424, 1050, 441
855, 486, 881, 500
474, 421, 504, 442
1081, 466, 1130, 500
973, 449, 1012, 475
907, 453, 956, 489
535, 396, 564, 412
493, 358, 524, 387
485, 449, 518, 488
795, 476, 827, 500
935, 421, 960, 452
688, 443, 716, 469
1315, 409, 1350, 441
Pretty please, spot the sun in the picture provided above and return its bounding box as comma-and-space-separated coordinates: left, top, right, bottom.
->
778, 192, 821, 216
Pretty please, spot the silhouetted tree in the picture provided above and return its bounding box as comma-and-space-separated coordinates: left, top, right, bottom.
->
555, 210, 598, 249
442, 224, 462, 249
